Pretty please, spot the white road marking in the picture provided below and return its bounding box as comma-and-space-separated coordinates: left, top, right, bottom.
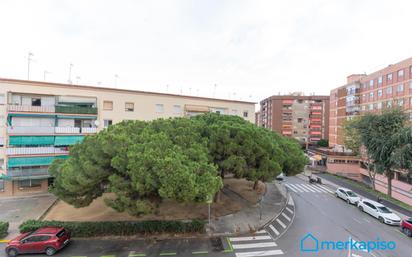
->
229, 236, 272, 242
352, 218, 362, 224
311, 184, 329, 193
292, 184, 307, 192
285, 207, 293, 214
235, 250, 284, 257
308, 184, 323, 193
288, 195, 294, 206
281, 212, 291, 222
269, 224, 280, 236
285, 184, 297, 193
232, 242, 277, 249
362, 218, 371, 223
299, 184, 317, 192
317, 185, 335, 194
287, 184, 303, 192
276, 218, 286, 229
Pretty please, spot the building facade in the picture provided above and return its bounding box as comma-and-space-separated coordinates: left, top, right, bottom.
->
0, 78, 255, 197
259, 94, 330, 143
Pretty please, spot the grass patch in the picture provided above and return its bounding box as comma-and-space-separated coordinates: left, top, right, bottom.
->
330, 174, 412, 212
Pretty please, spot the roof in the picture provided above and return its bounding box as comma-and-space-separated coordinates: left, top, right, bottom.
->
0, 78, 256, 105
362, 198, 385, 207
34, 227, 62, 234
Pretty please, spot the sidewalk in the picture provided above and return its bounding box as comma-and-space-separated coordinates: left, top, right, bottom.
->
300, 172, 412, 219
211, 181, 288, 236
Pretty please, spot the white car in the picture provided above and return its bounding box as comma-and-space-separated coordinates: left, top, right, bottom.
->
335, 187, 360, 205
357, 199, 401, 225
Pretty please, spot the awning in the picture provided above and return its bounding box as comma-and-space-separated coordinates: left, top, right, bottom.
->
57, 115, 97, 119
7, 156, 69, 168
54, 136, 84, 146
9, 136, 55, 146
7, 113, 56, 125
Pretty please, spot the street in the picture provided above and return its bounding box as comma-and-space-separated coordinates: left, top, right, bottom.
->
1, 175, 411, 257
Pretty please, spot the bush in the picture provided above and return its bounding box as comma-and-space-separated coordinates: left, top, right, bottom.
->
0, 221, 9, 238
19, 219, 205, 237
316, 139, 329, 147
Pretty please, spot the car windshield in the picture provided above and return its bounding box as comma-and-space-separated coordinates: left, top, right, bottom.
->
56, 229, 66, 238
377, 206, 391, 213
346, 191, 357, 197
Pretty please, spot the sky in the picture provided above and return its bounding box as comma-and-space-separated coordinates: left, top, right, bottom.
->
1, 0, 412, 104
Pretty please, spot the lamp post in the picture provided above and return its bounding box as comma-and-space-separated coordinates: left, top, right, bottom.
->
27, 52, 34, 80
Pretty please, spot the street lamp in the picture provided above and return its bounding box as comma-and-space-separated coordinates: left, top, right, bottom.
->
43, 70, 51, 81
27, 52, 34, 80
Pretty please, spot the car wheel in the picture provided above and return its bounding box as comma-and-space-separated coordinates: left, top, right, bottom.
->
45, 247, 56, 256
358, 206, 364, 212
378, 217, 385, 223
6, 248, 19, 257
403, 227, 412, 237
346, 199, 351, 204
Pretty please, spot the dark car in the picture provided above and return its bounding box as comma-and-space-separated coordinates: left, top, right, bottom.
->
5, 227, 71, 257
401, 218, 412, 237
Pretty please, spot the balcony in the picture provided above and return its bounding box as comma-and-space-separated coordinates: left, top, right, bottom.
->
55, 127, 81, 134
82, 127, 97, 134
6, 147, 69, 156
55, 105, 97, 114
7, 105, 55, 113
7, 167, 50, 179
8, 126, 55, 135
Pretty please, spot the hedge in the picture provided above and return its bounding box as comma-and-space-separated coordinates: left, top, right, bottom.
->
19, 219, 205, 237
0, 221, 9, 238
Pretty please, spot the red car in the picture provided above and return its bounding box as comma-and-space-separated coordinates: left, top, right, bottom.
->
5, 227, 71, 257
401, 218, 412, 237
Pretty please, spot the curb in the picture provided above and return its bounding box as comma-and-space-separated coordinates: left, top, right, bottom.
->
260, 183, 289, 230
0, 239, 10, 243
38, 198, 59, 221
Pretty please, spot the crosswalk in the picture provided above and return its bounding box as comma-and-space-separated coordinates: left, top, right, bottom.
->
284, 183, 334, 194
229, 231, 284, 257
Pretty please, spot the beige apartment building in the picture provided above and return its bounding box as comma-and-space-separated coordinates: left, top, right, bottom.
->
0, 78, 255, 197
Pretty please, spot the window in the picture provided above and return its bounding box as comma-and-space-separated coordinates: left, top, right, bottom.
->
410, 112, 412, 121
378, 76, 383, 84
369, 104, 373, 110
386, 86, 392, 94
387, 73, 393, 82
369, 80, 374, 87
410, 82, 412, 89
297, 99, 303, 104
378, 90, 382, 97
398, 69, 404, 77
362, 105, 366, 111
0, 180, 4, 191
243, 111, 249, 118
103, 101, 113, 110
155, 104, 164, 113
173, 105, 182, 114
0, 94, 4, 105
377, 102, 382, 109
397, 84, 404, 92
125, 102, 134, 112
103, 119, 112, 128
297, 118, 303, 123
18, 179, 42, 188
369, 92, 374, 98
387, 101, 392, 108
231, 109, 238, 115
398, 99, 404, 107
31, 98, 41, 106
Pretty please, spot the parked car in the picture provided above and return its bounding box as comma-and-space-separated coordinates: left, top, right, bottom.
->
357, 199, 401, 225
401, 218, 412, 237
335, 187, 360, 205
5, 227, 71, 257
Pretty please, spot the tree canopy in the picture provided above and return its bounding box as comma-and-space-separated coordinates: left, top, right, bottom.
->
50, 113, 307, 216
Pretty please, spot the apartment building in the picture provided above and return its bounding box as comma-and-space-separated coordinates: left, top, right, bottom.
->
259, 94, 330, 143
0, 78, 255, 197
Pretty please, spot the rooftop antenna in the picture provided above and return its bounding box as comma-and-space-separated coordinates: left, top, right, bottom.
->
189, 87, 192, 95
180, 86, 183, 94
43, 70, 50, 81
114, 74, 119, 87
196, 89, 199, 96
213, 84, 217, 97
166, 85, 169, 93
97, 81, 102, 86
68, 63, 74, 84
76, 76, 81, 84
27, 52, 34, 80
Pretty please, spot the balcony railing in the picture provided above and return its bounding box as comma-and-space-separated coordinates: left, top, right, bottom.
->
55, 127, 81, 134
55, 105, 98, 114
7, 126, 97, 135
6, 147, 69, 156
7, 105, 55, 113
8, 126, 55, 134
7, 167, 50, 178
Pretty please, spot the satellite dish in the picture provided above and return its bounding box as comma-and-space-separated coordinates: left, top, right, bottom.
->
94, 120, 100, 126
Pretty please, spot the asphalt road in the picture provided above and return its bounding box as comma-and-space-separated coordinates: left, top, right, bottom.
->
1, 175, 411, 257
278, 176, 412, 257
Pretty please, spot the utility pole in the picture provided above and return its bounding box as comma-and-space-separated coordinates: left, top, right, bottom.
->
114, 74, 119, 87
43, 70, 50, 81
68, 63, 74, 84
27, 52, 34, 80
